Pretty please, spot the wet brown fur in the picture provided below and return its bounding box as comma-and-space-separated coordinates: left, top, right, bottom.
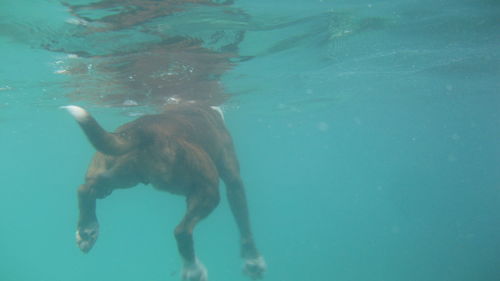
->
74, 103, 262, 274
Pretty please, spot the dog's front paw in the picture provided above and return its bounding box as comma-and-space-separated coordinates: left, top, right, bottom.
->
182, 259, 208, 281
243, 256, 267, 280
76, 222, 99, 253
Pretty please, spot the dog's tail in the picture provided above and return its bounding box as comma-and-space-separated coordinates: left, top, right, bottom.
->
61, 105, 133, 156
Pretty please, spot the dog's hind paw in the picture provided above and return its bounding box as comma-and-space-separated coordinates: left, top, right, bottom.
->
182, 259, 208, 281
76, 222, 99, 253
243, 256, 267, 280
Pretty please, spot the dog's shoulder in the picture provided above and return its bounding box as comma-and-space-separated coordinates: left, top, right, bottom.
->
162, 103, 225, 128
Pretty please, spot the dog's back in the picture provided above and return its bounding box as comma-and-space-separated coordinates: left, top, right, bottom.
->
117, 103, 229, 164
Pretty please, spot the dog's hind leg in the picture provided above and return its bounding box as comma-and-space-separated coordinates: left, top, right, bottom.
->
175, 186, 219, 281
219, 145, 267, 280
75, 180, 105, 253
76, 154, 140, 253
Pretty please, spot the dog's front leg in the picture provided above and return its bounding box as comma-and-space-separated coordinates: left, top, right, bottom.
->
224, 177, 267, 280
218, 144, 267, 279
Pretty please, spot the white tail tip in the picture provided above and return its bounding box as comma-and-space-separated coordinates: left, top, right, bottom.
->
60, 105, 89, 122
210, 106, 224, 121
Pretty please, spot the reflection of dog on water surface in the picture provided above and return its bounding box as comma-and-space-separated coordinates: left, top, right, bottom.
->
62, 102, 266, 281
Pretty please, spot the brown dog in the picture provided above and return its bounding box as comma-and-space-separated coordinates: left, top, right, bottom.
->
62, 102, 266, 281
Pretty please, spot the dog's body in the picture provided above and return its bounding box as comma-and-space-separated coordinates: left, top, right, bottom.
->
63, 103, 266, 281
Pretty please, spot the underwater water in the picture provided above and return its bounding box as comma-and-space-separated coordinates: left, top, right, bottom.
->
1, 0, 499, 281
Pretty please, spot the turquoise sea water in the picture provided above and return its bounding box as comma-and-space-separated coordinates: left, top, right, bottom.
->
1, 1, 499, 281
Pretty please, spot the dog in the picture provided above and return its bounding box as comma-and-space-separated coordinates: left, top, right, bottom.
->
62, 102, 266, 281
